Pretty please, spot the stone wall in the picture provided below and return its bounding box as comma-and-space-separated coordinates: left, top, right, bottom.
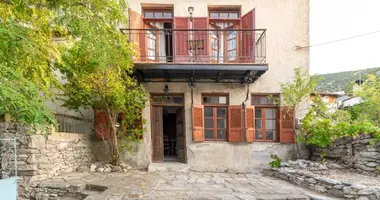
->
263, 160, 380, 199
0, 123, 94, 199
312, 134, 380, 174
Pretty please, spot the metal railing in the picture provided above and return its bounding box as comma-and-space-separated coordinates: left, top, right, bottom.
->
55, 113, 93, 134
121, 28, 266, 64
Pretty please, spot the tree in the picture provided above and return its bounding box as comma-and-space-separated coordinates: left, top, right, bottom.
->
55, 0, 147, 165
273, 67, 318, 158
352, 74, 380, 127
0, 0, 60, 129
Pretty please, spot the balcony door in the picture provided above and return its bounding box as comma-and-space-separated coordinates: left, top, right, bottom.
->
210, 23, 238, 63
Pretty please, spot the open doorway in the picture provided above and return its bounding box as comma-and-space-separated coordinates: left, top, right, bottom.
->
151, 106, 185, 163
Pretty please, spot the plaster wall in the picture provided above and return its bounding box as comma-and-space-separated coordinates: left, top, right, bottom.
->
123, 0, 310, 171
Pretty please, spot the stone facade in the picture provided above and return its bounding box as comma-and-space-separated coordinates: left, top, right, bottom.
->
0, 123, 94, 199
312, 134, 380, 174
263, 160, 380, 200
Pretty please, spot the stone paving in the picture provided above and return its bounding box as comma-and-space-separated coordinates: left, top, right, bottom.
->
38, 171, 341, 200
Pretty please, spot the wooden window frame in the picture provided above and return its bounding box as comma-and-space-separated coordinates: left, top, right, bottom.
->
252, 94, 280, 142
142, 8, 174, 22
202, 94, 229, 141
208, 8, 241, 22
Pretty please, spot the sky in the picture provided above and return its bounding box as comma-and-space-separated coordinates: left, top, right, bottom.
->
310, 0, 380, 75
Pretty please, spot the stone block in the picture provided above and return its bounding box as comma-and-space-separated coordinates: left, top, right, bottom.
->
359, 152, 380, 160
315, 185, 327, 193
358, 188, 377, 195
354, 163, 376, 172
343, 186, 356, 195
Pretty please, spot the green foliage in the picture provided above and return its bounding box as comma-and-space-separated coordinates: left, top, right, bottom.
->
269, 155, 282, 168
299, 95, 380, 148
276, 67, 318, 109
353, 74, 380, 127
0, 0, 62, 129
315, 67, 380, 93
54, 0, 147, 164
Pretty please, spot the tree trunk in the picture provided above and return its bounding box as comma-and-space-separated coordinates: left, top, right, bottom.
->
104, 105, 121, 166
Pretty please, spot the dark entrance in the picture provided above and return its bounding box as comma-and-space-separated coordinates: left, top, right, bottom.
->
163, 22, 173, 62
150, 94, 186, 163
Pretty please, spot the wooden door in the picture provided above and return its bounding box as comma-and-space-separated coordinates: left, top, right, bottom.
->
176, 107, 186, 163
151, 106, 163, 162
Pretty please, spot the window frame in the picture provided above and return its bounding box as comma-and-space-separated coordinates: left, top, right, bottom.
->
202, 94, 229, 141
252, 94, 280, 142
142, 9, 173, 20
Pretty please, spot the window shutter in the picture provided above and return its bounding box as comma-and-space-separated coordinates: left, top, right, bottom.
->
279, 106, 296, 143
193, 17, 208, 57
240, 8, 255, 63
245, 106, 255, 142
192, 105, 204, 142
228, 105, 243, 142
174, 17, 190, 62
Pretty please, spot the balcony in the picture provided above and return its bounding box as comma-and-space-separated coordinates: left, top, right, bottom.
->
121, 28, 268, 83
121, 28, 266, 64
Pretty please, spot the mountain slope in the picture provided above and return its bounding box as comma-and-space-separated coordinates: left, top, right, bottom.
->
315, 67, 380, 93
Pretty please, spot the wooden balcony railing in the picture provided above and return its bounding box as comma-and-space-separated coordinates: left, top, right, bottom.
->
121, 28, 266, 64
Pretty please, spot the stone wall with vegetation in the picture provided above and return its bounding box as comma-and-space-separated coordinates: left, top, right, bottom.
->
312, 134, 380, 174
263, 159, 380, 199
0, 123, 94, 199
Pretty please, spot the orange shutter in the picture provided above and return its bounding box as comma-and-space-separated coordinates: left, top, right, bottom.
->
240, 9, 255, 63
174, 17, 190, 62
245, 106, 255, 142
192, 105, 204, 142
279, 107, 296, 143
228, 106, 243, 142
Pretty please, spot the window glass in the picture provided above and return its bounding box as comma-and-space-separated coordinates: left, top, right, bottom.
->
144, 12, 154, 18
203, 96, 228, 104
217, 108, 227, 117
252, 95, 277, 105
229, 13, 238, 19
266, 130, 275, 140
217, 130, 226, 139
266, 109, 275, 118
219, 13, 228, 19
151, 95, 184, 104
163, 12, 172, 18
205, 130, 214, 139
210, 12, 219, 19
154, 12, 163, 18
255, 109, 262, 118
217, 119, 226, 128
255, 119, 262, 128
205, 119, 213, 128
255, 130, 262, 140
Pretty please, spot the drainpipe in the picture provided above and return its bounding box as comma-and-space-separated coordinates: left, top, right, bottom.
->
241, 83, 250, 141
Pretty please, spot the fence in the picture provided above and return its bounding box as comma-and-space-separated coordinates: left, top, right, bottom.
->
55, 113, 93, 134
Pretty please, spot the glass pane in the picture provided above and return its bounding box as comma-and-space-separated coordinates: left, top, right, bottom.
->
219, 96, 227, 104
217, 108, 227, 117
205, 130, 213, 139
266, 120, 275, 129
255, 130, 262, 140
217, 129, 226, 139
217, 119, 226, 128
252, 97, 260, 105
255, 119, 262, 128
173, 97, 184, 103
163, 12, 172, 18
154, 12, 163, 18
204, 107, 213, 117
210, 12, 219, 19
255, 109, 262, 118
144, 12, 154, 18
229, 13, 238, 19
267, 98, 274, 104
266, 109, 275, 118
205, 119, 213, 128
266, 130, 275, 140
220, 13, 228, 19
259, 97, 268, 104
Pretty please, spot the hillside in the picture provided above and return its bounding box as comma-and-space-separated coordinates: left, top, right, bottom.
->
315, 67, 380, 93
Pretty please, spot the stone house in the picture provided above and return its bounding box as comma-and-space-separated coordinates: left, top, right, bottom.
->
116, 0, 310, 172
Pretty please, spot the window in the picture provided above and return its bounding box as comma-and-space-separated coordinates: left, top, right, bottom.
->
209, 11, 240, 19
252, 95, 279, 142
227, 30, 237, 61
143, 10, 173, 19
147, 30, 156, 60
202, 95, 228, 141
